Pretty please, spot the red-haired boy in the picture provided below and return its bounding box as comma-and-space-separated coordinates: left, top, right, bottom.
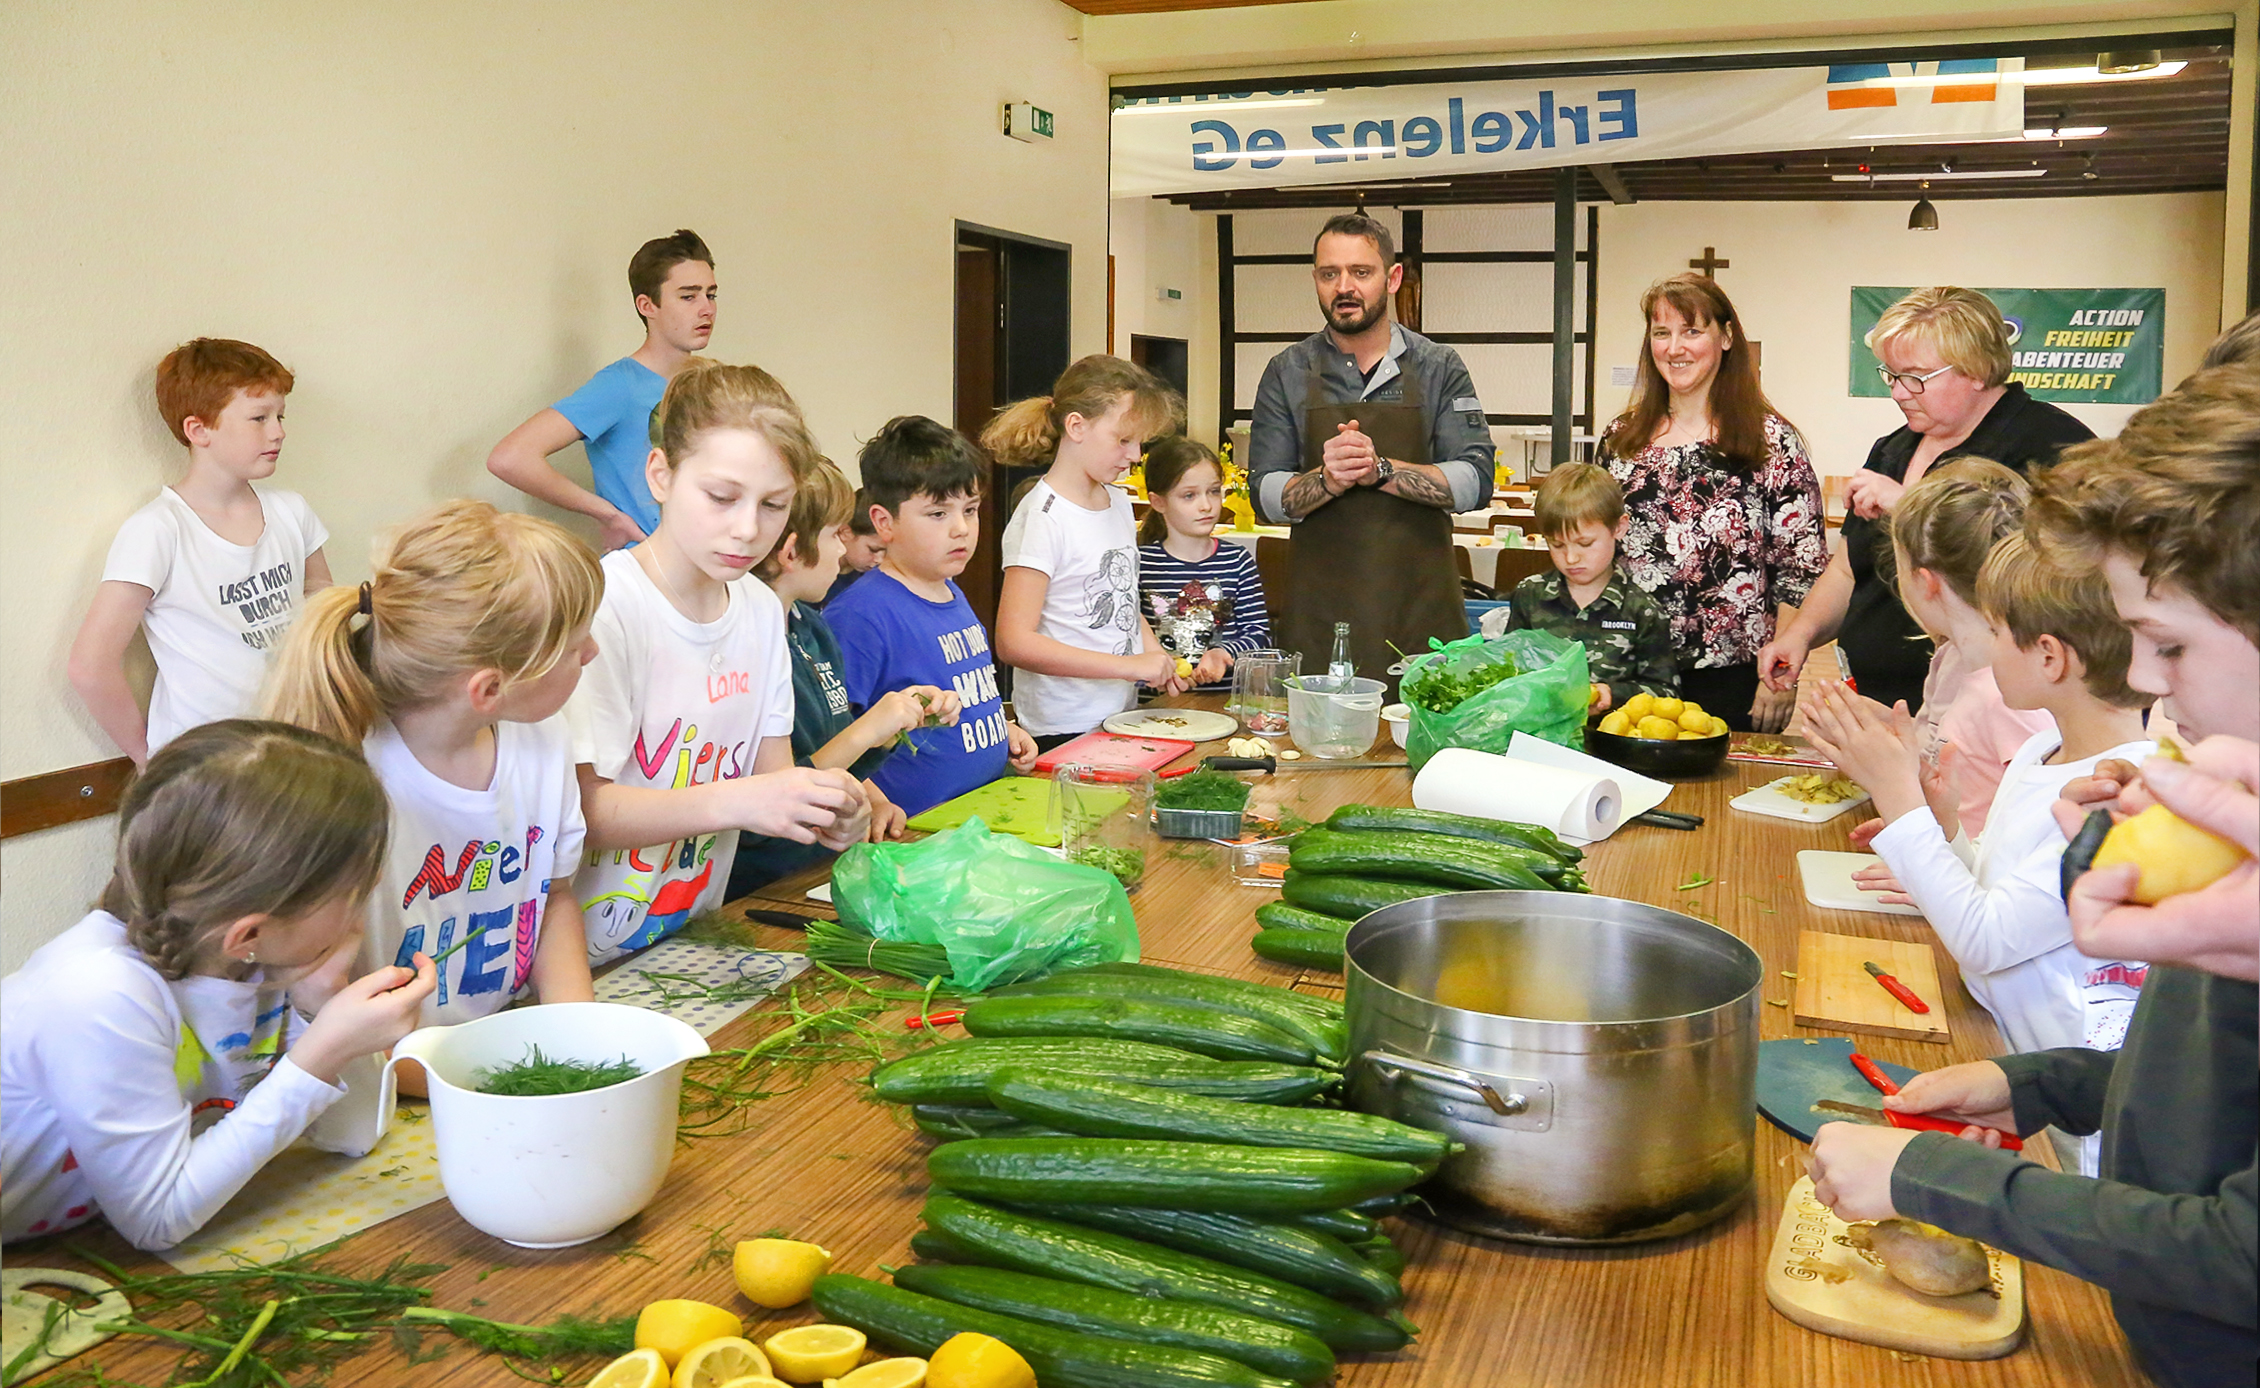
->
69, 339, 332, 763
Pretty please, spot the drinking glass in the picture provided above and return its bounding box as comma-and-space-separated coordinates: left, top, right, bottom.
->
1050, 765, 1153, 892
1231, 648, 1301, 738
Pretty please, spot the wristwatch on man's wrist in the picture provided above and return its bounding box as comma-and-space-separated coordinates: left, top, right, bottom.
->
1373, 456, 1394, 486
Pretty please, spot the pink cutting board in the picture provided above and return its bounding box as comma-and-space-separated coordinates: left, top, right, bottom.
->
1031, 730, 1199, 777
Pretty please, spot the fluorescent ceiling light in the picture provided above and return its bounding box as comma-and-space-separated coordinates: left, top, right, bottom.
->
1845, 61, 2184, 88
1116, 98, 1326, 115
2023, 126, 2108, 139
1831, 168, 2049, 181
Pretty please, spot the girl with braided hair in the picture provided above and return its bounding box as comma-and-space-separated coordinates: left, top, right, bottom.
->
1, 721, 435, 1250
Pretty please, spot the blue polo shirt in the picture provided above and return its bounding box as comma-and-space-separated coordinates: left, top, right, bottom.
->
554, 357, 666, 536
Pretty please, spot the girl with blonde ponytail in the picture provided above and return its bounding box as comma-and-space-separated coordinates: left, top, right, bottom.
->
2, 720, 436, 1250
988, 354, 1189, 742
264, 499, 605, 1038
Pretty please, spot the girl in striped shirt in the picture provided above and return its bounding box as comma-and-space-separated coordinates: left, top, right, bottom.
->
1137, 438, 1273, 690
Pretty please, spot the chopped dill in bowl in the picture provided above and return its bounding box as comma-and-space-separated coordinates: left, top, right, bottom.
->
475, 1044, 643, 1096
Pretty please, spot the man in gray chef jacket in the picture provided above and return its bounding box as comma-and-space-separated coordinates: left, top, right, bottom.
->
1247, 213, 1494, 681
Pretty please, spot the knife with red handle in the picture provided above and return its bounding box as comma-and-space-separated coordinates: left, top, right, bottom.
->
1845, 1051, 2024, 1151
1862, 959, 1930, 1013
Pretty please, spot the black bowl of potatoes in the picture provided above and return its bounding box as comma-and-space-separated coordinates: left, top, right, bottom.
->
1584, 692, 1732, 777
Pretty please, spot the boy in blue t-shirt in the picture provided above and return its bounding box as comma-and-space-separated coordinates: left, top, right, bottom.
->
827, 417, 1039, 816
485, 230, 719, 550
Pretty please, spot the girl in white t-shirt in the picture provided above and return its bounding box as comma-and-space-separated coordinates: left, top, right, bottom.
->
566, 362, 870, 963
1, 721, 435, 1250
988, 355, 1187, 742
265, 500, 606, 1045
70, 339, 332, 764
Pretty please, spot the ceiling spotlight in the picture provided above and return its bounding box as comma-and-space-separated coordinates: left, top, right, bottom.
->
1909, 183, 1940, 231
2097, 49, 2162, 74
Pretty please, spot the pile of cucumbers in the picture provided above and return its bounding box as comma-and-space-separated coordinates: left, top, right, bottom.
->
847, 962, 1443, 1386
1252, 804, 1590, 971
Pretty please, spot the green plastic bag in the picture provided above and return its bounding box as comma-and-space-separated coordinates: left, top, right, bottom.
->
829, 816, 1140, 990
1402, 629, 1590, 771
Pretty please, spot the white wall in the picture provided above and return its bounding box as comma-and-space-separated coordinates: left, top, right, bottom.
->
1590, 193, 2226, 474
0, 0, 1111, 968
1121, 191, 2223, 471
1109, 197, 1204, 351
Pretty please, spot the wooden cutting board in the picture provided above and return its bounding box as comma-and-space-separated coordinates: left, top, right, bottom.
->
1766, 1176, 2025, 1360
1793, 931, 1951, 1043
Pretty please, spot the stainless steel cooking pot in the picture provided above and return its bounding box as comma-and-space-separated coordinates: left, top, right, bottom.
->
1345, 891, 1763, 1245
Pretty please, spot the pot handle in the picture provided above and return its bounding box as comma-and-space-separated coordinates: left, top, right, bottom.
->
1362, 1050, 1527, 1117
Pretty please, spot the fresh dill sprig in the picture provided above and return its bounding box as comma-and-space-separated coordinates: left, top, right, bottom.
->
475, 1046, 642, 1097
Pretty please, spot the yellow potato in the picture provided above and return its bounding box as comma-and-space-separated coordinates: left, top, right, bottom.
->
1676, 708, 1712, 734
1635, 715, 1681, 741
1649, 697, 1685, 720
1598, 710, 1633, 736
1620, 692, 1655, 723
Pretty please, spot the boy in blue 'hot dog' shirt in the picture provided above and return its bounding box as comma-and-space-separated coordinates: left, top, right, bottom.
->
825, 417, 1038, 816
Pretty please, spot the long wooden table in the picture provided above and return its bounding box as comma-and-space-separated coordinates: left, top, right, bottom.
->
48, 714, 2143, 1386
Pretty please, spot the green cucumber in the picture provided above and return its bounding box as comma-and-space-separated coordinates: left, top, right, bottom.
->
869, 1039, 1337, 1106
890, 1264, 1334, 1384
1325, 803, 1582, 862
1279, 872, 1443, 920
1355, 1237, 1406, 1278
920, 1195, 1415, 1352
1006, 1202, 1403, 1309
1280, 1208, 1376, 1242
1252, 929, 1344, 971
811, 1274, 1296, 1388
1289, 828, 1558, 892
1070, 962, 1343, 1018
928, 1138, 1419, 1215
982, 966, 1346, 1064
959, 996, 1319, 1066
1254, 902, 1354, 934
985, 1070, 1453, 1165
1350, 1191, 1418, 1216
914, 1110, 1070, 1142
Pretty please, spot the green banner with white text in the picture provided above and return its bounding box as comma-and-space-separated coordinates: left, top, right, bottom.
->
1850, 287, 2164, 404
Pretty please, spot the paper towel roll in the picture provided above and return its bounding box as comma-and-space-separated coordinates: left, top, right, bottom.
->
1412, 747, 1623, 842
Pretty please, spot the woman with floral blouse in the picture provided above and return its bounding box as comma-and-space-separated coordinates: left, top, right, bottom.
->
1600, 273, 1827, 732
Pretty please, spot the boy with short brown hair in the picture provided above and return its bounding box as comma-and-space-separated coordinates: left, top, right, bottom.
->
1503, 462, 1675, 713
69, 338, 332, 764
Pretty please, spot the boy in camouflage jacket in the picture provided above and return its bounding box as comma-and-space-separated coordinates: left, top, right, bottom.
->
1504, 463, 1677, 714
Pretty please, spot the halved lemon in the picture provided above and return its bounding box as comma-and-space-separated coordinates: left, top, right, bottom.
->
924, 1333, 1034, 1388
588, 1347, 669, 1388
675, 1336, 771, 1388
762, 1323, 867, 1383
637, 1301, 747, 1369
829, 1359, 928, 1388
733, 1238, 835, 1309
714, 1379, 789, 1388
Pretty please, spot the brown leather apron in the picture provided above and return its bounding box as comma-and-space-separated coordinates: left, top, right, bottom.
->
1280, 355, 1469, 684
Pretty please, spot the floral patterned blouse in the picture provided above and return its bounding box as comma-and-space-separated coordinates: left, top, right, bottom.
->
1604, 414, 1828, 672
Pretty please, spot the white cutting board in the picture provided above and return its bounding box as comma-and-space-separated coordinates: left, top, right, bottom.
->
1732, 775, 1871, 823
1798, 851, 1924, 917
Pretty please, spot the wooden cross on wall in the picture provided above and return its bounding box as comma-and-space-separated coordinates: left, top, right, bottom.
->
1689, 246, 1730, 276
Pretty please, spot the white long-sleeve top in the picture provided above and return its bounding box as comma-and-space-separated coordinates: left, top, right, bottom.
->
1870, 730, 2153, 1173
1, 912, 344, 1250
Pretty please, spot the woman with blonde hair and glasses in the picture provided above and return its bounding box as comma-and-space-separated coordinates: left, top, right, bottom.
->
1759, 287, 2092, 715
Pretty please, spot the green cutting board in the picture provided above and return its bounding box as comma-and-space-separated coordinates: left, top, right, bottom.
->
906, 776, 1126, 845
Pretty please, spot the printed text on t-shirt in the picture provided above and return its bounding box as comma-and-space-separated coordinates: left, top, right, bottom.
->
216, 559, 297, 649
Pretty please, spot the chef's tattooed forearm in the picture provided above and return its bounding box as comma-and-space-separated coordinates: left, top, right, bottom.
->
1282, 469, 1338, 519
1381, 463, 1455, 509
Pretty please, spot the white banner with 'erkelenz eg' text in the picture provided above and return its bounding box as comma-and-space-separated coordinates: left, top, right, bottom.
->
1111, 60, 2025, 197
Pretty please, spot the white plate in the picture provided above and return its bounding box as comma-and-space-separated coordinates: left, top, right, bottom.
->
1731, 776, 1872, 823
1103, 707, 1238, 741
1797, 850, 1923, 916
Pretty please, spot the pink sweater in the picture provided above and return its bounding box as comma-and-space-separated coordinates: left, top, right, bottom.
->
1920, 643, 2056, 836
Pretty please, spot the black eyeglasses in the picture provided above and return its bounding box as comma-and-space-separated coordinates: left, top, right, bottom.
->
1876, 363, 1956, 394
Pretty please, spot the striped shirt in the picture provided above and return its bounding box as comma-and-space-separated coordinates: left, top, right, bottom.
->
1138, 540, 1272, 688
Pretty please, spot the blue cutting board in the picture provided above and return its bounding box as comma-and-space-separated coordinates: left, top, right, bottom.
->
1757, 1036, 1920, 1144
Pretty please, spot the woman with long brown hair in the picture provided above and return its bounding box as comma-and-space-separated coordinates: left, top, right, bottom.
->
1601, 273, 1827, 732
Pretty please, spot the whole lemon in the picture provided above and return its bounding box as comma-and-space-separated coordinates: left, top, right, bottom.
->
1650, 697, 1685, 720
1676, 707, 1713, 734
1681, 700, 1707, 718
1635, 715, 1681, 741
1620, 692, 1655, 723
925, 1333, 1035, 1388
733, 1238, 833, 1310
2091, 803, 2249, 904
1598, 709, 1633, 736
